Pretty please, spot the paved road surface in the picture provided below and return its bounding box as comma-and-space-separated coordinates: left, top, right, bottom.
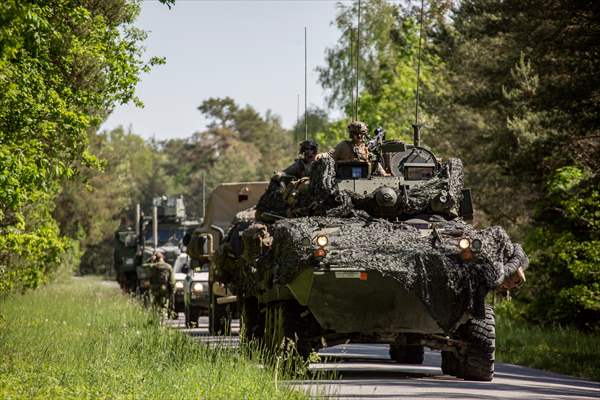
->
164, 313, 600, 399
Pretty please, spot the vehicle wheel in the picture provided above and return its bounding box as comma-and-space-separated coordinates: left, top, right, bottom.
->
210, 303, 232, 335
124, 272, 137, 294
264, 300, 319, 359
241, 296, 264, 341
441, 350, 462, 377
185, 305, 200, 328
389, 345, 424, 364
457, 304, 495, 381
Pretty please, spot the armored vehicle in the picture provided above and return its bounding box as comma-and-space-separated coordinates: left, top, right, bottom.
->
184, 182, 268, 331
132, 196, 200, 305
113, 227, 138, 291
214, 134, 528, 381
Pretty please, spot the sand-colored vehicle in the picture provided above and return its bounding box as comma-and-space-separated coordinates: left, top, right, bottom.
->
184, 182, 268, 331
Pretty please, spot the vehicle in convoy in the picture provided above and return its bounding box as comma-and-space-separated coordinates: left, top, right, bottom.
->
184, 182, 268, 331
135, 197, 201, 312
113, 196, 200, 306
213, 132, 528, 382
113, 227, 138, 291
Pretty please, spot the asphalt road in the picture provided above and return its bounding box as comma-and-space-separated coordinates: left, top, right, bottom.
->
164, 314, 600, 400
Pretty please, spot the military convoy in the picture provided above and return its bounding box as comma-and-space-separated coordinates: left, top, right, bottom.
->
113, 195, 203, 314
113, 131, 528, 382
206, 132, 528, 382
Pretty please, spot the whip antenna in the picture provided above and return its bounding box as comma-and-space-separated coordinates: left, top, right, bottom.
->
355, 0, 361, 120
304, 27, 308, 140
201, 170, 206, 219
349, 28, 355, 120
413, 0, 425, 146
296, 93, 300, 143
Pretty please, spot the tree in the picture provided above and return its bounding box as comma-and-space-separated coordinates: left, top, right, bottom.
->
0, 0, 169, 293
435, 0, 600, 326
317, 0, 447, 144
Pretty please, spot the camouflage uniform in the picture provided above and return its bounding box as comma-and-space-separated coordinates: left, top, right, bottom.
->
149, 260, 175, 310
282, 158, 313, 179
329, 140, 370, 162
329, 121, 387, 175
279, 140, 318, 179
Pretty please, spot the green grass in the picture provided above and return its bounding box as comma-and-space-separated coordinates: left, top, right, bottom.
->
0, 277, 307, 399
495, 301, 600, 381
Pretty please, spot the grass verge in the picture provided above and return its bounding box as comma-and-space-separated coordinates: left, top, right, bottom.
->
495, 301, 600, 381
0, 276, 306, 399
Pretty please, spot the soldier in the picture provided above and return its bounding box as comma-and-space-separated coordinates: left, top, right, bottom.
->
148, 251, 175, 313
328, 121, 388, 175
275, 139, 318, 180
329, 121, 370, 162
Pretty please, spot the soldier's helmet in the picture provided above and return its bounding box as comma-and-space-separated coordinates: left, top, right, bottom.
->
348, 121, 368, 139
299, 140, 318, 154
153, 251, 164, 262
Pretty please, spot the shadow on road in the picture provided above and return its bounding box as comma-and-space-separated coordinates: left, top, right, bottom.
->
165, 313, 600, 400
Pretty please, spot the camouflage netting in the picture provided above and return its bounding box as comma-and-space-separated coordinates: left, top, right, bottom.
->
217, 155, 529, 332
275, 217, 528, 331
256, 156, 465, 220
217, 215, 528, 332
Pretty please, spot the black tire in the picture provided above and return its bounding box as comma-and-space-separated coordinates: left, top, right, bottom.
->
264, 300, 319, 359
241, 296, 264, 341
210, 302, 232, 335
389, 345, 425, 364
456, 304, 496, 381
185, 305, 200, 328
441, 350, 461, 377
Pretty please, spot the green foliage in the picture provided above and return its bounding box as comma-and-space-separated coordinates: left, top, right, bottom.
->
426, 0, 599, 328
292, 106, 330, 146
495, 300, 600, 381
0, 0, 168, 293
521, 167, 600, 328
316, 0, 447, 146
59, 97, 295, 274
0, 277, 306, 399
159, 97, 294, 218
54, 127, 172, 275
434, 0, 600, 232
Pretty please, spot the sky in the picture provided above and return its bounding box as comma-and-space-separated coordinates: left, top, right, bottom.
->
100, 0, 348, 140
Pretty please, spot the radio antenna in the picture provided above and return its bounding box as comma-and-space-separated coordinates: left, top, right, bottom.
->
354, 0, 361, 121
296, 93, 300, 143
304, 26, 308, 141
413, 0, 425, 146
349, 28, 355, 120
201, 170, 206, 219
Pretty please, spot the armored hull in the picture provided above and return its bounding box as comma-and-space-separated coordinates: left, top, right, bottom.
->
291, 269, 443, 335
230, 216, 525, 337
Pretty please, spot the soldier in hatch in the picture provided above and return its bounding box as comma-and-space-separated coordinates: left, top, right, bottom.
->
328, 121, 388, 175
329, 121, 370, 162
148, 251, 175, 313
275, 139, 318, 180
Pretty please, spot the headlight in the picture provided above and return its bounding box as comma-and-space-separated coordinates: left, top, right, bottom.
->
192, 282, 203, 292
458, 238, 471, 250
175, 281, 184, 290
315, 235, 329, 247
471, 239, 482, 252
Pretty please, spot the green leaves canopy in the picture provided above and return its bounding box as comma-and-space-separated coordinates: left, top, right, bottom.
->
0, 0, 164, 293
